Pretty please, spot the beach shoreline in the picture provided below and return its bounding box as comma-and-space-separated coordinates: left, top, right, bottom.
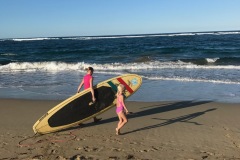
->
1, 98, 240, 159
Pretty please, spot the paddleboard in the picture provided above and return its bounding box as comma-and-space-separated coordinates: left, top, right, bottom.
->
33, 74, 142, 134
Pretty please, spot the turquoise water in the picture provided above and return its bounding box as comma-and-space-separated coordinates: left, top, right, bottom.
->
0, 31, 240, 103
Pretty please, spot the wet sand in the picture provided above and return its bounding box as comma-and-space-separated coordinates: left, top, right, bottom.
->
0, 99, 240, 159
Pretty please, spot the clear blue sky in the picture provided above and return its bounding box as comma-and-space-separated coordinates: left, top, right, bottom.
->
1, 0, 240, 38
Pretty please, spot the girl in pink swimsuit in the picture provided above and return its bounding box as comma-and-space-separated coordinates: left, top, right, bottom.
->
115, 84, 129, 135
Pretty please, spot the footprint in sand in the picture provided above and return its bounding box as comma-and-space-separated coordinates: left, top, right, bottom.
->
75, 147, 82, 151
130, 142, 138, 145
32, 155, 44, 159
232, 142, 240, 148
223, 128, 240, 149
200, 151, 215, 159
225, 133, 231, 138
17, 152, 29, 159
71, 154, 94, 160
81, 146, 100, 152
111, 147, 124, 152
126, 154, 135, 159
2, 142, 8, 146
56, 155, 67, 160
129, 141, 143, 145
109, 156, 119, 160
47, 149, 58, 155
151, 146, 161, 151
223, 126, 230, 131
139, 149, 152, 153
75, 138, 86, 141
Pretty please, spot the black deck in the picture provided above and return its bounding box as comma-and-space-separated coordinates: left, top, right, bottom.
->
48, 86, 115, 127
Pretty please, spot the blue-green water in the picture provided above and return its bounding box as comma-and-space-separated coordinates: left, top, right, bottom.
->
0, 31, 240, 103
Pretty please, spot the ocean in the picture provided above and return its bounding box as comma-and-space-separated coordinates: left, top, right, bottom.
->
0, 31, 240, 103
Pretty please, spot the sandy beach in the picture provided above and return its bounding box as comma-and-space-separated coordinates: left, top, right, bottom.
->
0, 99, 240, 159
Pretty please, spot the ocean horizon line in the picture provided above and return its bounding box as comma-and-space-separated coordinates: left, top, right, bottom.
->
1, 29, 240, 40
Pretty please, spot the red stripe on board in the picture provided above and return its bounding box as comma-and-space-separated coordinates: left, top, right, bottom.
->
117, 78, 134, 93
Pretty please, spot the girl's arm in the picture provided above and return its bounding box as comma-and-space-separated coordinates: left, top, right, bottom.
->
90, 77, 96, 101
77, 79, 84, 93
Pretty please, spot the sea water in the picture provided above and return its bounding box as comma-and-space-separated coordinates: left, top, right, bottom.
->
0, 31, 240, 103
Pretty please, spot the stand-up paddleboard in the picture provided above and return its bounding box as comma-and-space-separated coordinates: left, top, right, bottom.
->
33, 74, 142, 134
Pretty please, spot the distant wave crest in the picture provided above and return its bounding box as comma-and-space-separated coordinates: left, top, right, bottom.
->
205, 58, 219, 63
179, 57, 240, 65
1, 61, 239, 85
11, 37, 59, 41
143, 76, 240, 85
1, 61, 240, 72
1, 31, 240, 41
0, 53, 17, 56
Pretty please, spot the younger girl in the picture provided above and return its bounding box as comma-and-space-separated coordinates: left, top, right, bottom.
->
115, 84, 129, 135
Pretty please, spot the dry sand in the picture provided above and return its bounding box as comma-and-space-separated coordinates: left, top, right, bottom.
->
0, 98, 240, 159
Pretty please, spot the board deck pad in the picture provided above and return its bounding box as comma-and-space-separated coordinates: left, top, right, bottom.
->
48, 86, 115, 127
33, 74, 142, 134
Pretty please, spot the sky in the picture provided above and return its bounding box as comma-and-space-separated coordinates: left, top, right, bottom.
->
1, 0, 240, 39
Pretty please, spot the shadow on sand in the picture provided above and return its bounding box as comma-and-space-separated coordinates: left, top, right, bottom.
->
122, 108, 217, 135
62, 101, 213, 132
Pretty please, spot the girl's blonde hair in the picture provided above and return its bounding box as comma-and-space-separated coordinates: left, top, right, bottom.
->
117, 84, 125, 95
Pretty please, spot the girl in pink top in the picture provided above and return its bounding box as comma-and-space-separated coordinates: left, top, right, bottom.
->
83, 73, 93, 90
77, 67, 95, 102
115, 84, 129, 135
77, 67, 101, 123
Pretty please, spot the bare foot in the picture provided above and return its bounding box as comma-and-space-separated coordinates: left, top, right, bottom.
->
94, 118, 102, 123
116, 128, 120, 135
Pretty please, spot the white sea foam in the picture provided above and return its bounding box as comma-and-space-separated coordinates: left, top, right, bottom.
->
60, 31, 240, 40
2, 31, 239, 42
1, 61, 240, 72
216, 31, 240, 35
62, 35, 159, 40
0, 62, 84, 72
206, 58, 219, 63
143, 76, 240, 85
0, 53, 16, 56
83, 61, 240, 70
12, 37, 59, 41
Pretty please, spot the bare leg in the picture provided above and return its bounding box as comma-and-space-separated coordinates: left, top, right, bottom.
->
116, 114, 122, 135
116, 112, 128, 135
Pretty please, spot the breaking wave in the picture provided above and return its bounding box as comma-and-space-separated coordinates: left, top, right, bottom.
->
179, 57, 240, 65
1, 61, 239, 72
12, 37, 59, 41
143, 76, 240, 85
